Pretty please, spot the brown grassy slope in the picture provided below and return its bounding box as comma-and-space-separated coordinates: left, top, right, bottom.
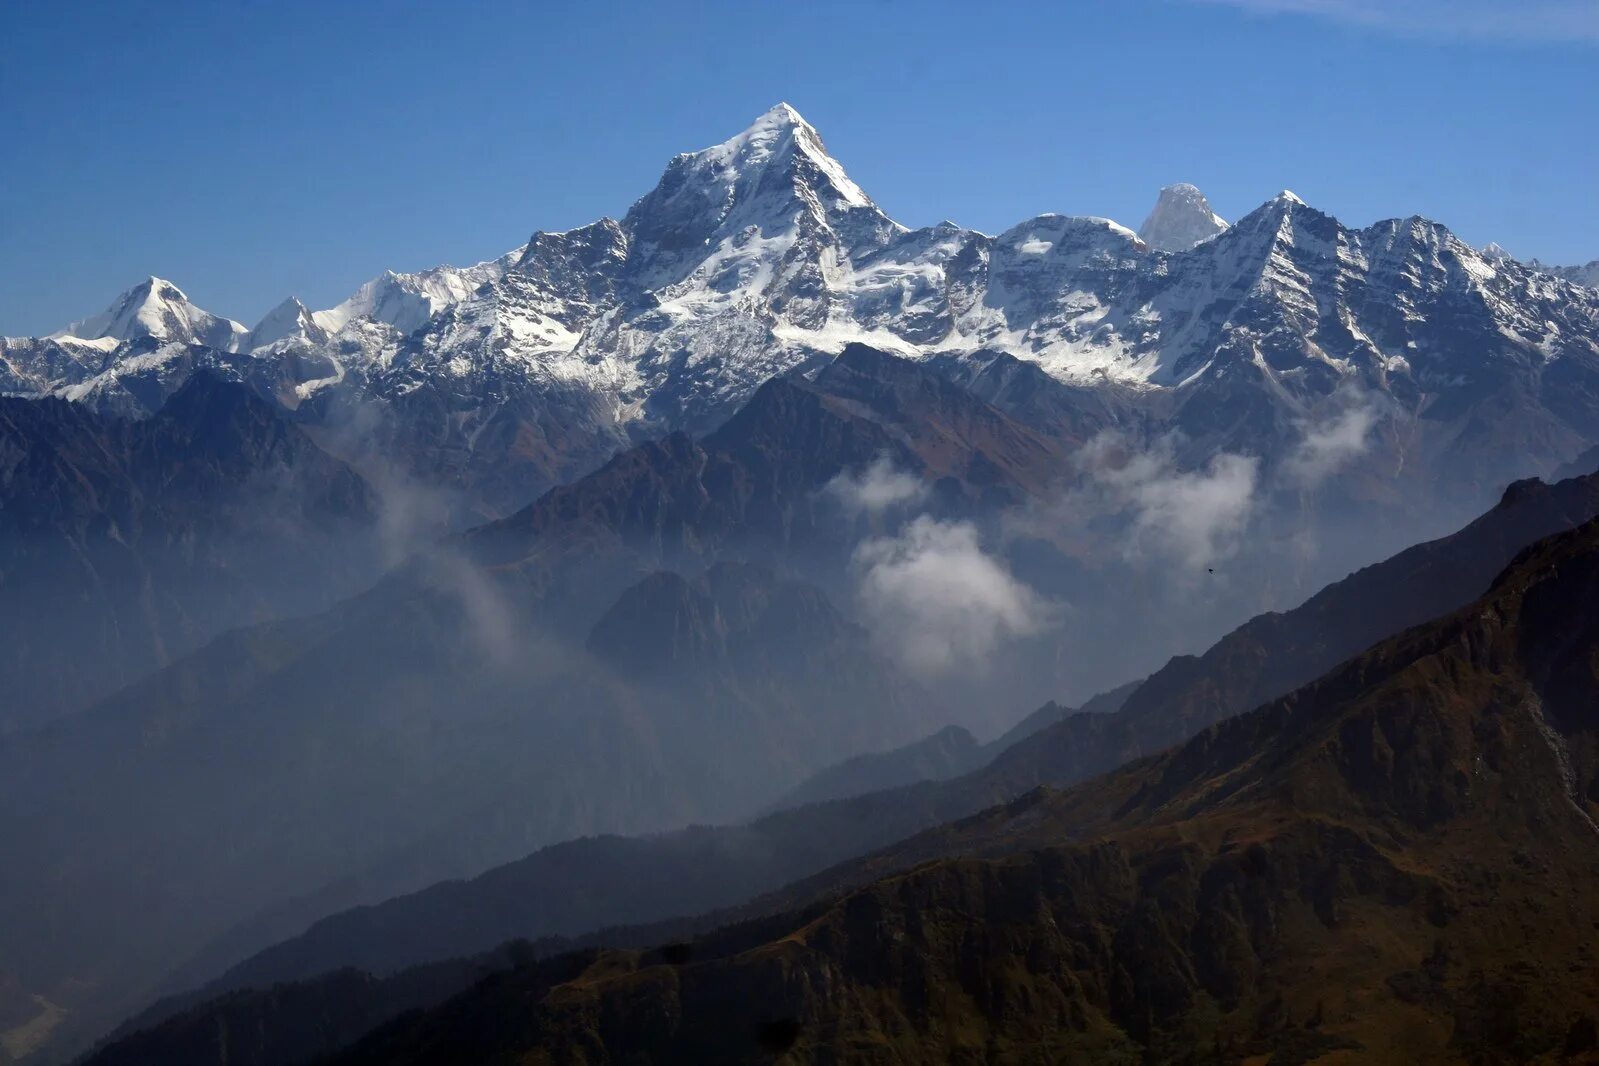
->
330, 520, 1599, 1065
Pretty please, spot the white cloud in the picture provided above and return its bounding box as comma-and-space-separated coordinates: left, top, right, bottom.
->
421, 550, 521, 666
823, 455, 928, 515
1087, 435, 1260, 570
1188, 0, 1599, 43
853, 516, 1050, 678
1283, 400, 1380, 487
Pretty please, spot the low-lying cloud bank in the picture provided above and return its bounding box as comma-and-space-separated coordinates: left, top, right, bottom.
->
834, 397, 1396, 687
1082, 435, 1261, 572
823, 454, 929, 516
1282, 393, 1384, 488
853, 514, 1051, 679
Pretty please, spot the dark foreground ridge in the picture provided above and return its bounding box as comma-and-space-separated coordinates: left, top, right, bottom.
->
314, 515, 1599, 1063
85, 470, 1599, 1064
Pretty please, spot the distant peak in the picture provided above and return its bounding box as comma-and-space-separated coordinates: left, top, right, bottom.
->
1138, 183, 1229, 252
619, 102, 883, 285
1481, 241, 1517, 262
756, 101, 807, 128
253, 295, 313, 328
694, 103, 869, 207
131, 276, 185, 301
248, 295, 325, 350
697, 103, 813, 158
1225, 190, 1323, 240
49, 275, 245, 349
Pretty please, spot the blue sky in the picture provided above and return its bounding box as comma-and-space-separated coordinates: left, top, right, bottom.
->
2, 0, 1595, 336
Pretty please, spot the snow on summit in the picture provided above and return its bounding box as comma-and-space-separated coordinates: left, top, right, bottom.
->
721, 102, 873, 210
9, 103, 1599, 450
1137, 184, 1229, 252
247, 297, 327, 351
619, 101, 890, 294
51, 277, 247, 350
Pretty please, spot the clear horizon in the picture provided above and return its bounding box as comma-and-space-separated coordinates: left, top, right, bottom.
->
3, 0, 1595, 336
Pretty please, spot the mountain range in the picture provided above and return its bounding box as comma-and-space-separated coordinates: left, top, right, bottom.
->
4, 104, 1599, 1066
8, 105, 1598, 736
5, 103, 1597, 524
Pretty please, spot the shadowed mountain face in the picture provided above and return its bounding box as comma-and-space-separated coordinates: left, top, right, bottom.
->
469, 343, 1075, 573
305, 515, 1599, 1065
83, 465, 1599, 1066
976, 470, 1599, 796
0, 373, 376, 732
0, 555, 925, 1064
12, 343, 1599, 1065
8, 347, 1084, 1060
770, 724, 982, 811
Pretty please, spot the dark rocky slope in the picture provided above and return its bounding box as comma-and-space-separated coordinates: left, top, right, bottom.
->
316, 513, 1599, 1065
0, 372, 375, 731
91, 466, 1599, 1065
7, 346, 1073, 1061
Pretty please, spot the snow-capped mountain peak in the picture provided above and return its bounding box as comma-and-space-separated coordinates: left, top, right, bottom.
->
8, 107, 1599, 521
1137, 183, 1229, 252
311, 251, 519, 337
1224, 188, 1328, 237
247, 296, 327, 351
692, 102, 873, 211
760, 102, 873, 210
1553, 260, 1599, 288
620, 103, 896, 293
1524, 255, 1599, 289
1483, 239, 1599, 288
51, 276, 248, 350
